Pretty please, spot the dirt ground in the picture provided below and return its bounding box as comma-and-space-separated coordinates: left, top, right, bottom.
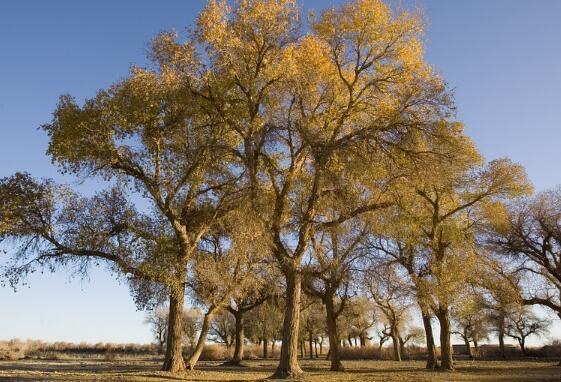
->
0, 358, 560, 381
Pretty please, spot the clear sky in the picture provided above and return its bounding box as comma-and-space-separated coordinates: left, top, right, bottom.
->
0, 0, 560, 345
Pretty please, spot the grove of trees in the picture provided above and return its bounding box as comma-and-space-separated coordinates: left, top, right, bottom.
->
0, 0, 559, 378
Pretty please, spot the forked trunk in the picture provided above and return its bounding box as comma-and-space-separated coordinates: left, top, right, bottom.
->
325, 297, 344, 371
421, 308, 439, 369
185, 305, 217, 370
162, 287, 186, 373
271, 270, 303, 379
436, 307, 454, 371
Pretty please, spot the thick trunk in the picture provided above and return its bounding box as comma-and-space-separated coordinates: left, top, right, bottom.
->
162, 288, 186, 373
421, 308, 439, 369
436, 307, 454, 371
325, 298, 344, 371
230, 312, 245, 364
272, 270, 303, 379
391, 326, 401, 362
185, 306, 217, 370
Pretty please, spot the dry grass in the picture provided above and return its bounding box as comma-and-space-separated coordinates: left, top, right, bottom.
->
0, 357, 560, 381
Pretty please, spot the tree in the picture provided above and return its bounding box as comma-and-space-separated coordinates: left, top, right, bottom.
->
303, 221, 369, 371
144, 306, 169, 354
300, 300, 326, 360
209, 310, 236, 350
0, 21, 244, 371
504, 307, 550, 356
378, 152, 530, 370
398, 326, 424, 358
0, 173, 197, 372
225, 292, 271, 365
174, 0, 456, 377
245, 298, 284, 359
489, 189, 561, 322
144, 306, 202, 353
451, 296, 491, 359
364, 263, 412, 361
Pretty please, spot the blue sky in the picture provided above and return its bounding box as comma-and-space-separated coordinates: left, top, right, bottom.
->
0, 0, 560, 345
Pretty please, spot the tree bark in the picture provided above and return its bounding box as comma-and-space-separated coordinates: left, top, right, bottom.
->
185, 305, 217, 370
436, 307, 454, 371
463, 335, 473, 360
309, 332, 314, 359
497, 312, 506, 358
162, 287, 186, 373
272, 270, 303, 379
391, 326, 401, 362
230, 311, 245, 364
519, 338, 526, 356
325, 298, 344, 371
263, 338, 269, 359
421, 308, 439, 369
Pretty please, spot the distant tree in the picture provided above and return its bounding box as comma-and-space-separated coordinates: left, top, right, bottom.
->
183, 308, 202, 349
364, 263, 412, 361
452, 296, 491, 359
302, 221, 370, 371
145, 306, 169, 354
489, 190, 561, 322
398, 326, 425, 357
504, 307, 550, 355
300, 301, 326, 359
209, 310, 236, 350
245, 299, 284, 359
145, 305, 202, 353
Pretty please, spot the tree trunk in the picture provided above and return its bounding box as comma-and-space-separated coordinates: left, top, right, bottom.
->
463, 335, 473, 360
399, 337, 406, 358
391, 326, 401, 362
498, 313, 506, 358
272, 270, 303, 379
519, 338, 526, 356
185, 305, 217, 370
162, 287, 186, 373
309, 333, 314, 359
325, 298, 344, 371
314, 340, 318, 358
228, 311, 244, 365
421, 308, 439, 369
436, 307, 454, 371
263, 338, 269, 359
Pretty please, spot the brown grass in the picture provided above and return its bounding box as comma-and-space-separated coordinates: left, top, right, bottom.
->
0, 357, 560, 381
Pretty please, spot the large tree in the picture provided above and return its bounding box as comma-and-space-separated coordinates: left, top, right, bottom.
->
1, 35, 243, 372
162, 0, 458, 377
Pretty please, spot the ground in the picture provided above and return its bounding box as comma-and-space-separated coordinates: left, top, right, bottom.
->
0, 358, 560, 381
